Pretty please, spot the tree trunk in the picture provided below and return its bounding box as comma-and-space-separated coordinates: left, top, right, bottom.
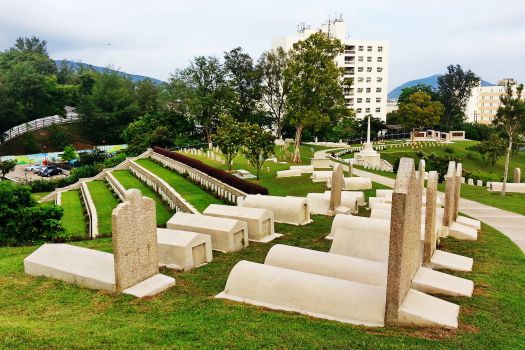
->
205, 129, 212, 145
501, 137, 512, 196
292, 125, 303, 163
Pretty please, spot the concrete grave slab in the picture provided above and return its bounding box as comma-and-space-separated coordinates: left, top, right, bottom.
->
157, 228, 213, 270
203, 204, 281, 242
167, 212, 248, 253
241, 195, 312, 226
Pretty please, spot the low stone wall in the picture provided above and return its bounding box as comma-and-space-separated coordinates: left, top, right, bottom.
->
150, 151, 247, 205
128, 161, 199, 214
106, 171, 127, 201
80, 182, 99, 238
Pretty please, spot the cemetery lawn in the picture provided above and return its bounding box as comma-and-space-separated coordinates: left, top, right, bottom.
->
31, 191, 51, 201
60, 190, 88, 238
112, 170, 173, 226
135, 158, 224, 212
86, 180, 120, 234
0, 219, 523, 349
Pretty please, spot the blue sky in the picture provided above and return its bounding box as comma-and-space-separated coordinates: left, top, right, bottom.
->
0, 0, 523, 90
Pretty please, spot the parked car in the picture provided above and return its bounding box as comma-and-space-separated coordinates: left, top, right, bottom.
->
32, 165, 44, 173
24, 164, 39, 172
36, 166, 48, 176
41, 165, 62, 177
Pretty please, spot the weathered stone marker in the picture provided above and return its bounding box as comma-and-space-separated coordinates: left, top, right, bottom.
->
112, 189, 159, 292
423, 171, 439, 265
329, 163, 344, 215
514, 168, 521, 183
418, 158, 426, 190
454, 163, 462, 221
442, 161, 456, 228
385, 157, 422, 325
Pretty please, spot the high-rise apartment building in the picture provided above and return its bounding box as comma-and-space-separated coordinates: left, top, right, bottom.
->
465, 78, 520, 124
272, 17, 389, 121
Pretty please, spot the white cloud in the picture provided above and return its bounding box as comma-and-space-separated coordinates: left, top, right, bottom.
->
0, 0, 523, 89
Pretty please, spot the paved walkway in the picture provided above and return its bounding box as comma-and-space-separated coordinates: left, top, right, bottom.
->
353, 167, 525, 253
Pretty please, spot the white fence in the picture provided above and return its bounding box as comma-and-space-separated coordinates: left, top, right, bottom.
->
2, 113, 81, 143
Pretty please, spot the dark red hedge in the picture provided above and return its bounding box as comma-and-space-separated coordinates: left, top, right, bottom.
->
153, 147, 269, 195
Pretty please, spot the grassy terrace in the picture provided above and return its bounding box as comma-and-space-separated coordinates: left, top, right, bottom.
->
0, 218, 523, 348
86, 180, 120, 235
31, 192, 51, 201
135, 158, 224, 212
60, 190, 88, 238
112, 170, 173, 227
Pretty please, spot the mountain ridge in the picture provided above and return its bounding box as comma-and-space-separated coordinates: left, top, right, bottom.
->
54, 59, 164, 84
388, 74, 494, 100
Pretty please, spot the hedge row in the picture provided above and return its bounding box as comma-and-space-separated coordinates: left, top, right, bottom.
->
153, 147, 269, 195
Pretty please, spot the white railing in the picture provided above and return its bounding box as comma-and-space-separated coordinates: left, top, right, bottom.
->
2, 113, 81, 143
80, 182, 99, 238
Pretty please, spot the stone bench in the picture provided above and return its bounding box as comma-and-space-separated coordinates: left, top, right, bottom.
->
157, 229, 213, 270
241, 195, 312, 226
203, 204, 281, 243
167, 213, 249, 253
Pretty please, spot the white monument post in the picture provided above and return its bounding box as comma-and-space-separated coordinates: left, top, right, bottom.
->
354, 115, 381, 166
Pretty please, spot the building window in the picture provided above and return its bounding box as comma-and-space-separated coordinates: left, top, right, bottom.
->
377, 57, 383, 62
357, 98, 363, 103
378, 46, 383, 52
357, 87, 363, 93
358, 67, 364, 72
365, 98, 371, 103
377, 67, 383, 72
356, 108, 362, 113
376, 87, 382, 93
365, 108, 371, 113
358, 46, 364, 51
367, 46, 372, 52
367, 67, 372, 72
376, 97, 381, 103
377, 77, 382, 82
367, 57, 372, 62
358, 56, 363, 62
366, 88, 371, 93
357, 77, 364, 82
366, 77, 371, 83
376, 107, 381, 113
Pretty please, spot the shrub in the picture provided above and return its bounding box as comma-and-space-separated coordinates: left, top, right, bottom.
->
103, 152, 127, 168
463, 122, 494, 141
444, 146, 455, 154
153, 146, 269, 195
0, 182, 66, 245
463, 169, 502, 183
417, 151, 460, 182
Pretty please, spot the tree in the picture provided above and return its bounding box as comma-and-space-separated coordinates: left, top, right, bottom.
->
437, 65, 480, 129
397, 91, 443, 143
259, 47, 289, 139
136, 79, 160, 115
284, 32, 349, 163
474, 133, 507, 165
166, 56, 228, 144
224, 47, 265, 125
61, 145, 78, 162
242, 124, 275, 180
356, 115, 387, 141
397, 83, 439, 105
214, 115, 245, 171
0, 159, 17, 178
493, 83, 525, 195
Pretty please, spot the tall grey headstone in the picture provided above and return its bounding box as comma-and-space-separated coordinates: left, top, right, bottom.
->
514, 168, 521, 183
112, 189, 159, 292
385, 157, 422, 326
329, 164, 344, 215
442, 161, 456, 228
423, 171, 439, 265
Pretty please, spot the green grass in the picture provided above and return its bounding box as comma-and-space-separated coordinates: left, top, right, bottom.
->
342, 141, 525, 178
135, 158, 224, 212
31, 192, 51, 201
0, 218, 523, 349
86, 180, 120, 234
112, 170, 173, 227
60, 190, 87, 237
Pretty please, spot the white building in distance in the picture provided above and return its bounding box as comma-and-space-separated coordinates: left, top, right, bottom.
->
465, 78, 520, 125
272, 16, 389, 121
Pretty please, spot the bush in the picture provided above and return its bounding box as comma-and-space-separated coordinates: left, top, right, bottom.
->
0, 182, 67, 245
463, 169, 502, 183
417, 151, 460, 182
153, 146, 269, 195
103, 152, 127, 168
444, 146, 455, 154
463, 123, 494, 141
27, 164, 101, 193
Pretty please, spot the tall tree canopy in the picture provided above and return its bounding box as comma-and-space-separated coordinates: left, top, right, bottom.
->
397, 83, 439, 105
224, 47, 265, 125
284, 32, 350, 162
259, 47, 289, 139
166, 56, 228, 144
493, 83, 525, 195
397, 91, 443, 142
437, 65, 480, 129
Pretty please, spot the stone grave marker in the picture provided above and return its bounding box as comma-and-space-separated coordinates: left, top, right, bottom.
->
442, 161, 456, 228
514, 168, 521, 183
329, 163, 344, 215
423, 171, 439, 265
